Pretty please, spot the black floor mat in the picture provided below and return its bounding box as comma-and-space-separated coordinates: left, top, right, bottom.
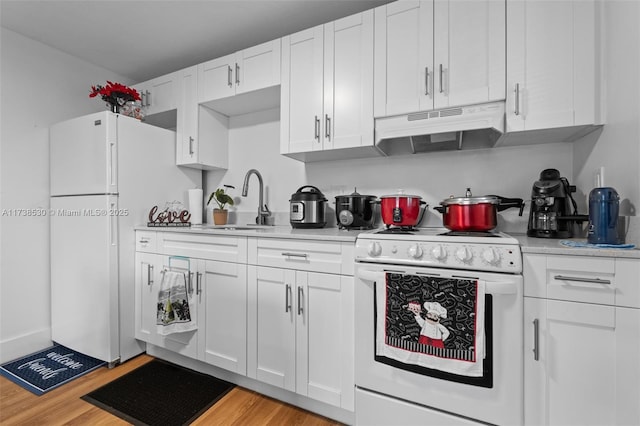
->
82, 359, 234, 426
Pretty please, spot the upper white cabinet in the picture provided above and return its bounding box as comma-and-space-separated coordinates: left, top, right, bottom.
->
198, 39, 281, 116
134, 72, 179, 117
374, 0, 505, 117
505, 0, 602, 136
280, 11, 375, 162
176, 65, 229, 170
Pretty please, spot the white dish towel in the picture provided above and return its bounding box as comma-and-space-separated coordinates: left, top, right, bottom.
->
157, 270, 197, 335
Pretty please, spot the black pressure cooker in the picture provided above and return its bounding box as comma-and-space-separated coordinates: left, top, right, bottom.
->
334, 189, 377, 229
289, 185, 327, 228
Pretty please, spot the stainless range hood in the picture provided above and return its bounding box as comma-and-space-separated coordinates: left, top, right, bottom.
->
374, 101, 505, 156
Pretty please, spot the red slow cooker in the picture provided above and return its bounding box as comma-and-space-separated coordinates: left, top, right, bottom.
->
379, 192, 427, 227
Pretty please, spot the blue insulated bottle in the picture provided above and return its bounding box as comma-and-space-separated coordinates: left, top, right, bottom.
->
587, 187, 620, 244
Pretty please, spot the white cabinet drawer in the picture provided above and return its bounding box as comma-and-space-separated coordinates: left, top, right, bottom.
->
135, 231, 157, 252
158, 232, 247, 263
249, 238, 351, 275
524, 254, 631, 306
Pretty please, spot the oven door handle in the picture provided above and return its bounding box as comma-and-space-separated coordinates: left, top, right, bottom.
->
357, 269, 517, 295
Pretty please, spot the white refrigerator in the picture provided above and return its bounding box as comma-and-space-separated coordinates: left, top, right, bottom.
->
50, 111, 201, 364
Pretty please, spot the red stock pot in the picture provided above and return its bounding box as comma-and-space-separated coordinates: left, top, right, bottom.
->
379, 192, 427, 227
434, 188, 524, 232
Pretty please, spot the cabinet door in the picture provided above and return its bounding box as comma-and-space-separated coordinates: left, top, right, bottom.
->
198, 54, 236, 103
247, 266, 296, 391
524, 298, 640, 425
176, 65, 198, 165
280, 26, 324, 154
198, 260, 247, 375
323, 11, 374, 151
296, 272, 355, 411
506, 0, 598, 131
374, 0, 433, 117
135, 72, 178, 116
236, 39, 281, 95
434, 0, 505, 109
134, 252, 163, 346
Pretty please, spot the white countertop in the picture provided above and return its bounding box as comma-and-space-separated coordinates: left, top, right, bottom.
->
512, 233, 640, 259
136, 225, 640, 258
137, 224, 362, 243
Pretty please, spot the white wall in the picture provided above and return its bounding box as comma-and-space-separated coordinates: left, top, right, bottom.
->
204, 106, 574, 233
573, 0, 640, 244
0, 28, 133, 362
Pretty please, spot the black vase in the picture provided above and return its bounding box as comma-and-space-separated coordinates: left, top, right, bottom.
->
110, 103, 120, 113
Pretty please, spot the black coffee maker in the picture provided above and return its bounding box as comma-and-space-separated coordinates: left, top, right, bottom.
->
527, 169, 587, 238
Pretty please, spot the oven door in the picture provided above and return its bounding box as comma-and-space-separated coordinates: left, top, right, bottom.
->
354, 263, 523, 426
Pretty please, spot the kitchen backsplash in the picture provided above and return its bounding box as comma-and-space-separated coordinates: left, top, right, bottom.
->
204, 107, 575, 235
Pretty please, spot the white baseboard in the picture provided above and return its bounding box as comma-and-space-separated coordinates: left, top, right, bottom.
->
0, 328, 52, 363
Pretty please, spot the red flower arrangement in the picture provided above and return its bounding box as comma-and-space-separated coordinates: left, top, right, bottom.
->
89, 81, 141, 112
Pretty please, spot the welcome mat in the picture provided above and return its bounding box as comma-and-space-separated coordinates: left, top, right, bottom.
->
82, 359, 235, 426
0, 343, 106, 395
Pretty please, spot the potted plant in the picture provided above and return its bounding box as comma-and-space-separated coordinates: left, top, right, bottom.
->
207, 185, 235, 225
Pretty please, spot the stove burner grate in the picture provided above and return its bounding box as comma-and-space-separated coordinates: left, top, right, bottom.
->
438, 230, 501, 238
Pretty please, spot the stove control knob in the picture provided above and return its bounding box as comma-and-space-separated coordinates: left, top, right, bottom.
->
367, 241, 382, 257
455, 247, 473, 263
431, 245, 447, 261
481, 248, 501, 265
408, 244, 423, 259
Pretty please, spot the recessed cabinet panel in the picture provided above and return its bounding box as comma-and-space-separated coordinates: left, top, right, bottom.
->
198, 54, 236, 103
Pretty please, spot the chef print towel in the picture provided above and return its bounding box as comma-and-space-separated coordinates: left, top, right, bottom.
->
157, 270, 197, 335
376, 273, 485, 377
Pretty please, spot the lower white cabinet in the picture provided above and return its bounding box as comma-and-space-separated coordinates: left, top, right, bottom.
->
134, 253, 199, 359
247, 265, 355, 411
523, 254, 640, 426
198, 259, 248, 375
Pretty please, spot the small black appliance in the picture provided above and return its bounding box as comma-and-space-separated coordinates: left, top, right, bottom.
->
527, 169, 587, 238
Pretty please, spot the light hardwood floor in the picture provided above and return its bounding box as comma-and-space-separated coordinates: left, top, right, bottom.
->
0, 354, 342, 425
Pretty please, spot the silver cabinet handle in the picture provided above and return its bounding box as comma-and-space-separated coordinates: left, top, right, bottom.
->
553, 275, 612, 285
297, 286, 304, 315
325, 114, 331, 140
196, 272, 202, 295
147, 264, 154, 286
439, 64, 444, 93
188, 137, 194, 155
314, 116, 320, 141
514, 83, 521, 116
235, 63, 240, 85
285, 284, 292, 313
140, 91, 146, 107
139, 238, 149, 244
533, 318, 539, 361
227, 65, 233, 87
425, 67, 430, 96
188, 272, 194, 295
281, 252, 308, 259
145, 90, 151, 107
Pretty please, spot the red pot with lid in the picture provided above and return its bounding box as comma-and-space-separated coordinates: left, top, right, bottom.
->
379, 191, 427, 227
434, 188, 525, 231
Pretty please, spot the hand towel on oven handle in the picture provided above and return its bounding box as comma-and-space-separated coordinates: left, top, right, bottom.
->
375, 273, 486, 377
157, 270, 197, 335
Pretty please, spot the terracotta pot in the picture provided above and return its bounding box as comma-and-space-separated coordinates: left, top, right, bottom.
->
213, 209, 228, 225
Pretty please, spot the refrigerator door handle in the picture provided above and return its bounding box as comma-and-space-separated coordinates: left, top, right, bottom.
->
108, 140, 117, 191
109, 200, 117, 246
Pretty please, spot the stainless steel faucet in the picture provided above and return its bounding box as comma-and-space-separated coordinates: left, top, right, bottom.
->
241, 169, 271, 225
